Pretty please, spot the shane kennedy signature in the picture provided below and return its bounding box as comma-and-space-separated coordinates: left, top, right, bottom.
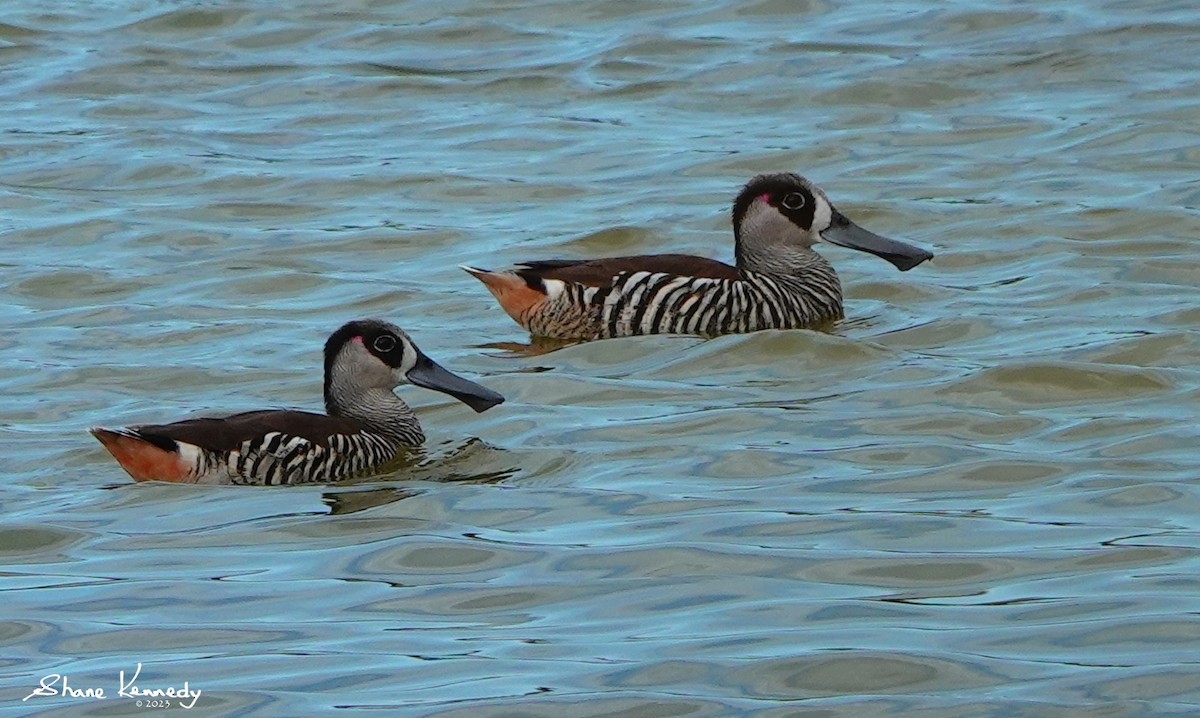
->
23, 663, 201, 709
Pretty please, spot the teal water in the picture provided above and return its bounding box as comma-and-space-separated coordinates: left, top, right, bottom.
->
2, 1, 1199, 715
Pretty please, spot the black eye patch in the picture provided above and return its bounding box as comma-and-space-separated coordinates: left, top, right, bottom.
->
373, 334, 397, 353
781, 192, 806, 210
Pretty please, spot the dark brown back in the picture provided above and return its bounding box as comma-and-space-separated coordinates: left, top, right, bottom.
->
134, 410, 363, 452
516, 254, 740, 288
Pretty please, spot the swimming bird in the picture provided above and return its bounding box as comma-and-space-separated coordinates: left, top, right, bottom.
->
463, 173, 933, 340
90, 319, 504, 485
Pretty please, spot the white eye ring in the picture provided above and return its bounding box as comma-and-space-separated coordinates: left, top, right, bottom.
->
373, 335, 397, 353
781, 192, 806, 210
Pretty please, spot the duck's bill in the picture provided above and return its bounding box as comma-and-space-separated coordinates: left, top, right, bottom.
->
407, 355, 505, 412
821, 211, 933, 271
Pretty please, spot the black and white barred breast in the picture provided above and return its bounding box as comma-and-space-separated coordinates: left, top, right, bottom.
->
539, 269, 843, 340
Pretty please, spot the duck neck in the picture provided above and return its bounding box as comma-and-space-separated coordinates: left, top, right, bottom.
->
737, 250, 845, 325
325, 385, 424, 445
734, 202, 836, 279
736, 242, 834, 279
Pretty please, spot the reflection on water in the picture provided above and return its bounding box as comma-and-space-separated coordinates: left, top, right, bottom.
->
3, 0, 1200, 715
324, 486, 425, 515
326, 439, 517, 513
476, 336, 583, 358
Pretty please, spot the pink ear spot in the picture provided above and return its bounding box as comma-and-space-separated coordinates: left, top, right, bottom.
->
759, 193, 771, 203
352, 336, 364, 345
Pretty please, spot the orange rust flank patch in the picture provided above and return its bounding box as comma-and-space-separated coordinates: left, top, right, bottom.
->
90, 428, 195, 483
462, 266, 546, 326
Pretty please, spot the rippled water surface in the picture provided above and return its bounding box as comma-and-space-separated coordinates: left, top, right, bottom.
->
3, 0, 1199, 715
